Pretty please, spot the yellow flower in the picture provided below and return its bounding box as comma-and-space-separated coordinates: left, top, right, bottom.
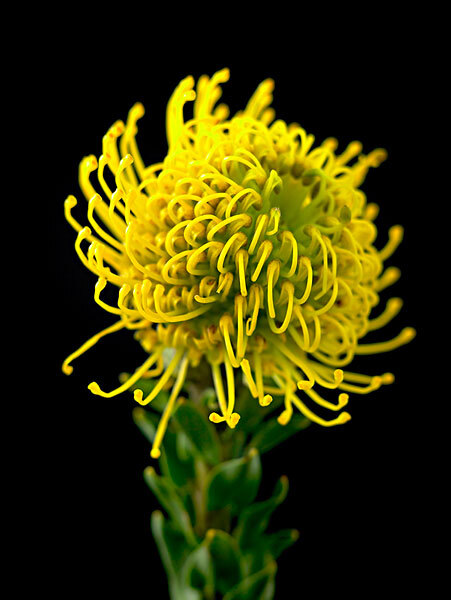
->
63, 68, 415, 458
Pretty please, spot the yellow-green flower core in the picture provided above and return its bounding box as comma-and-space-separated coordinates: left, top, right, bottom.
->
63, 68, 415, 458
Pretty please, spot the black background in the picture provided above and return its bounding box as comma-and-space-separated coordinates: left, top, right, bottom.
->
39, 23, 440, 599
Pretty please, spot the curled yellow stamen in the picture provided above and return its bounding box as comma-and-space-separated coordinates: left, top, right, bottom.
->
335, 376, 384, 394
114, 154, 134, 198
236, 249, 249, 296
79, 155, 98, 201
154, 284, 213, 322
219, 315, 240, 368
62, 318, 129, 375
94, 277, 122, 315
194, 294, 217, 304
376, 266, 401, 291
367, 298, 403, 331
161, 250, 194, 285
118, 284, 140, 317
271, 375, 294, 426
254, 350, 273, 406
248, 214, 269, 256
225, 187, 260, 219
235, 294, 247, 361
97, 154, 114, 200
246, 284, 262, 335
240, 358, 259, 399
164, 221, 190, 257
268, 281, 295, 334
87, 194, 124, 252
216, 232, 247, 273
313, 230, 329, 298
89, 349, 163, 398
207, 213, 252, 240
186, 241, 223, 276
209, 412, 227, 424
151, 355, 189, 459
184, 214, 221, 247
355, 327, 416, 354
133, 282, 161, 322
266, 261, 281, 319
251, 241, 273, 282
63, 68, 414, 439
312, 279, 339, 316
290, 393, 351, 427
134, 347, 184, 406
379, 225, 404, 262
216, 272, 234, 298
211, 361, 228, 419
64, 196, 83, 233
281, 231, 299, 278
267, 207, 281, 235
224, 355, 240, 427
304, 387, 349, 411
297, 257, 313, 304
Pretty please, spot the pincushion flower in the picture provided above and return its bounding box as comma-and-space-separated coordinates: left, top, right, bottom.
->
63, 68, 415, 459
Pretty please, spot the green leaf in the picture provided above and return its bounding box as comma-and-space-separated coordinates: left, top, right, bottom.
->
260, 576, 276, 600
151, 511, 200, 600
133, 408, 195, 487
176, 430, 197, 462
206, 529, 242, 595
199, 386, 216, 408
132, 407, 158, 443
173, 400, 221, 465
160, 430, 196, 488
182, 543, 214, 597
206, 448, 262, 514
266, 528, 299, 559
144, 467, 197, 547
235, 476, 290, 550
248, 414, 310, 455
229, 430, 247, 459
182, 489, 197, 528
222, 561, 277, 600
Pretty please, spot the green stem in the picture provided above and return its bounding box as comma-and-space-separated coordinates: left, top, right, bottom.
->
135, 393, 299, 599
193, 458, 208, 537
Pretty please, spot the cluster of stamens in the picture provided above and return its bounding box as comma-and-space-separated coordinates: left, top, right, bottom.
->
63, 68, 415, 458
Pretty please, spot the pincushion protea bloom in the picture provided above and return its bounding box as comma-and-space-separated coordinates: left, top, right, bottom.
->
63, 68, 415, 458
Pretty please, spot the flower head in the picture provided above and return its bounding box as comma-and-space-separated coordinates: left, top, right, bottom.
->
63, 68, 415, 458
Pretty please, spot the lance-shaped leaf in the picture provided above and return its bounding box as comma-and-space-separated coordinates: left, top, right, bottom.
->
222, 561, 277, 600
206, 448, 261, 514
248, 414, 310, 455
133, 408, 195, 487
161, 429, 196, 488
173, 400, 221, 465
266, 528, 300, 559
144, 467, 197, 547
235, 475, 290, 550
206, 529, 242, 595
176, 430, 197, 462
132, 406, 158, 443
151, 511, 200, 600
181, 543, 215, 598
